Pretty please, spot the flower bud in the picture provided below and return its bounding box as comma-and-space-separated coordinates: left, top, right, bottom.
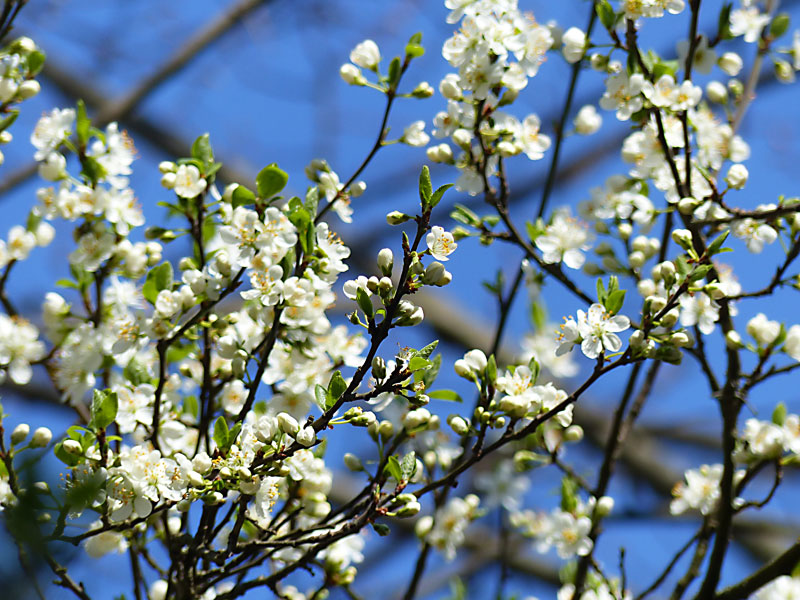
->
647, 295, 667, 313
596, 495, 615, 517
415, 515, 434, 538
161, 172, 176, 189
340, 63, 365, 86
439, 74, 461, 99
193, 452, 212, 474
678, 196, 699, 215
371, 356, 387, 380
11, 423, 29, 445
16, 80, 40, 100
422, 261, 446, 285
447, 415, 469, 435
30, 427, 52, 448
637, 278, 656, 298
671, 228, 693, 250
277, 412, 299, 435
725, 164, 748, 190
705, 81, 728, 104
452, 128, 472, 149
574, 104, 602, 135
564, 425, 584, 442
377, 248, 393, 275
617, 222, 632, 240
343, 453, 363, 471
629, 250, 646, 268
403, 408, 431, 430
296, 426, 316, 447
62, 439, 82, 455
396, 501, 421, 517
718, 52, 743, 76
378, 420, 394, 440
670, 331, 693, 347
726, 330, 744, 349
411, 81, 434, 98
158, 161, 176, 174
386, 210, 411, 225
660, 308, 680, 328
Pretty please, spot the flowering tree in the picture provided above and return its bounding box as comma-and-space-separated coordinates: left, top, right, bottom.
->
1, 0, 800, 598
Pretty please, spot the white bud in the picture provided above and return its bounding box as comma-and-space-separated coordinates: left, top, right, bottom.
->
452, 128, 472, 149
403, 408, 431, 430
158, 161, 176, 174
296, 426, 316, 447
339, 63, 365, 86
678, 196, 699, 214
30, 427, 52, 448
439, 74, 461, 100
629, 250, 646, 268
725, 164, 748, 190
344, 453, 363, 471
161, 172, 176, 189
17, 79, 40, 100
719, 52, 743, 76
377, 248, 393, 275
705, 81, 728, 104
671, 228, 693, 249
193, 451, 212, 474
62, 439, 82, 455
11, 423, 29, 445
564, 425, 584, 442
277, 413, 299, 435
574, 104, 602, 135
447, 415, 469, 435
596, 495, 615, 517
726, 330, 744, 349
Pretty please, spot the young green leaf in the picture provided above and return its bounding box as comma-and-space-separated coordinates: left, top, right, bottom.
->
256, 164, 289, 198
328, 371, 348, 402
213, 416, 229, 450
419, 165, 433, 207
90, 389, 118, 430
142, 262, 174, 304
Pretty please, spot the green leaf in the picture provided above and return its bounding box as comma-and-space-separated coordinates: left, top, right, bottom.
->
408, 356, 432, 372
27, 50, 46, 76
486, 354, 497, 383
304, 186, 320, 217
356, 287, 373, 318
531, 302, 547, 331
231, 185, 256, 208
718, 3, 733, 40
422, 353, 442, 389
429, 183, 453, 209
314, 384, 329, 412
596, 278, 607, 304
560, 476, 578, 513
405, 32, 425, 58
76, 100, 90, 146
123, 359, 149, 386
0, 109, 18, 133
191, 133, 214, 168
428, 389, 462, 402
80, 155, 107, 184
413, 340, 439, 360
707, 229, 730, 255
596, 0, 616, 29
142, 262, 174, 304
256, 164, 288, 198
328, 371, 347, 402
419, 165, 433, 207
90, 389, 118, 430
605, 289, 626, 315
773, 402, 787, 426
372, 523, 391, 537
385, 455, 403, 481
528, 356, 540, 384
770, 13, 790, 39
213, 416, 229, 450
405, 44, 425, 58
689, 264, 713, 282
451, 204, 481, 227
387, 57, 401, 88
675, 255, 691, 276
288, 205, 311, 253
400, 451, 417, 480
